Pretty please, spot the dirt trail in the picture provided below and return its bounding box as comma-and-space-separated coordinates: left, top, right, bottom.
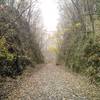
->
7, 64, 99, 100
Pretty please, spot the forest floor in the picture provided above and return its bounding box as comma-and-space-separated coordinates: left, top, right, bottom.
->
0, 64, 100, 100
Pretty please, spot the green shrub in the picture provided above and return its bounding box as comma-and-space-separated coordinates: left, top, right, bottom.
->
84, 41, 100, 82
0, 37, 32, 77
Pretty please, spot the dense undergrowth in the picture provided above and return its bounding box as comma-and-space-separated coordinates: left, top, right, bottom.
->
0, 4, 44, 77
57, 34, 100, 84
57, 0, 100, 84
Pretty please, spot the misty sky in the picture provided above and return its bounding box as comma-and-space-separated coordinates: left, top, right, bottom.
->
40, 0, 59, 32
